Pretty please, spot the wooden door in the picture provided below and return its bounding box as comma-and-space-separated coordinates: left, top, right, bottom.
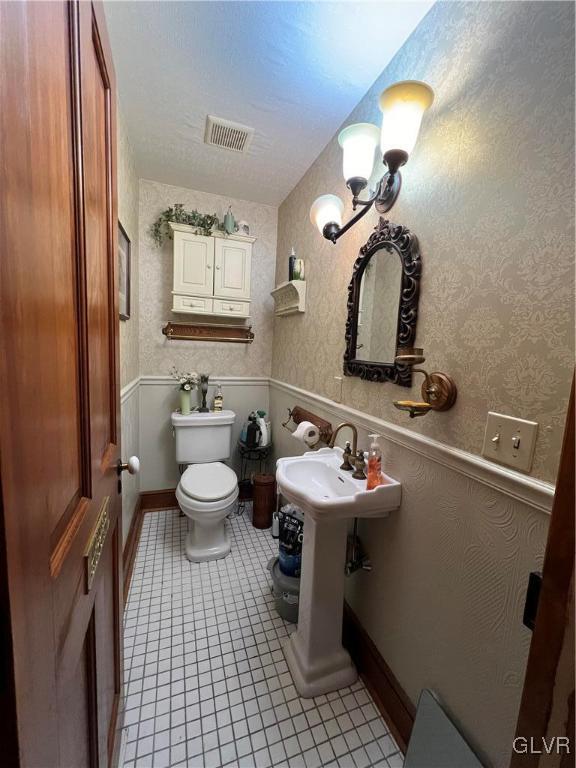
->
0, 2, 122, 766
214, 237, 252, 300
173, 231, 215, 297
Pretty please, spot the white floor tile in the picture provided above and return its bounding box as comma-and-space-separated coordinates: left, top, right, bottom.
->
121, 509, 402, 767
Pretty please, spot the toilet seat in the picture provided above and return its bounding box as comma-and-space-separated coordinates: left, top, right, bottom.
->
179, 462, 237, 502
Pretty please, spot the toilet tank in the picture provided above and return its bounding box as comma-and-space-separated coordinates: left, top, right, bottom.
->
171, 410, 236, 463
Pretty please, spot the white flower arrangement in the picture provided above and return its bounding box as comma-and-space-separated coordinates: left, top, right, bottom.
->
170, 367, 199, 392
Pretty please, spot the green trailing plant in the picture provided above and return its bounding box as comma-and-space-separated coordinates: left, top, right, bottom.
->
150, 203, 219, 246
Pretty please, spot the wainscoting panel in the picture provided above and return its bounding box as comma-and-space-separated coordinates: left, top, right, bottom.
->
269, 379, 552, 768
138, 376, 270, 492
120, 378, 140, 549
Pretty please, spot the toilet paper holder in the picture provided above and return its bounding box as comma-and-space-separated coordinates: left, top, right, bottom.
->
282, 406, 333, 445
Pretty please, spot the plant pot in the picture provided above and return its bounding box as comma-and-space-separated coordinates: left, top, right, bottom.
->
179, 389, 192, 415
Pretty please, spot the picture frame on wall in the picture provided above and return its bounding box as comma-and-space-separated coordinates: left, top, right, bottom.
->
118, 221, 131, 321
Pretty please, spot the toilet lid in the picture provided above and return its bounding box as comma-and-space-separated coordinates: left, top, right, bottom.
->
180, 462, 237, 502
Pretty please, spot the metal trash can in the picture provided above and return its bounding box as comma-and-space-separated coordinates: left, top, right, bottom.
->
268, 557, 300, 623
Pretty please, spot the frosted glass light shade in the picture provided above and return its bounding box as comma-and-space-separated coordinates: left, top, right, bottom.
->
379, 80, 434, 156
310, 194, 344, 234
337, 123, 380, 183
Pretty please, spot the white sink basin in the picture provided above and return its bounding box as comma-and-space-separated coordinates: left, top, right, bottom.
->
276, 447, 401, 520
276, 445, 401, 699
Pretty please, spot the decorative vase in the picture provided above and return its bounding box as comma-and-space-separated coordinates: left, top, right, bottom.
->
179, 389, 192, 415
223, 206, 237, 235
199, 374, 210, 412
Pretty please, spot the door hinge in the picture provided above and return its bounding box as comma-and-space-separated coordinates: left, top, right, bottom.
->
523, 571, 542, 631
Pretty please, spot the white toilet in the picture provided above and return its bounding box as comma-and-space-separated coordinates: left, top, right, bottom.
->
172, 410, 238, 562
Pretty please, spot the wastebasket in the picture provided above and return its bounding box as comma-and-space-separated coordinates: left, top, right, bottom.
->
252, 473, 276, 529
268, 556, 300, 623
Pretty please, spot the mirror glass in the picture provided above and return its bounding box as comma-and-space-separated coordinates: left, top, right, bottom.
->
355, 245, 402, 363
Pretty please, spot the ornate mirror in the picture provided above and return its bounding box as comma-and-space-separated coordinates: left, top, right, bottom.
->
344, 218, 421, 385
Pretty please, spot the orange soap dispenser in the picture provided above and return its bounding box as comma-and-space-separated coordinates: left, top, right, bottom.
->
366, 433, 386, 490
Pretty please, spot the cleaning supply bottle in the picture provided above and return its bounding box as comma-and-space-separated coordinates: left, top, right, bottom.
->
213, 383, 223, 412
366, 434, 386, 489
256, 410, 269, 446
272, 510, 280, 539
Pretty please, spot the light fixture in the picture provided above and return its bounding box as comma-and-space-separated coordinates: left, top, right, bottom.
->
309, 194, 344, 240
338, 123, 380, 198
310, 80, 434, 243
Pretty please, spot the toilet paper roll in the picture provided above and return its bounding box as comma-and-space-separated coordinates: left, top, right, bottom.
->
292, 420, 320, 447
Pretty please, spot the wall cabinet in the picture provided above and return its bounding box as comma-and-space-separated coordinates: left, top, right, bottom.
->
170, 222, 255, 318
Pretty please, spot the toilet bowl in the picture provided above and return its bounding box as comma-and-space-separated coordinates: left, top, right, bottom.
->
176, 461, 239, 562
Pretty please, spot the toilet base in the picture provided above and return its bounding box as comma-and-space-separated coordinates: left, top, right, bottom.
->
185, 522, 230, 563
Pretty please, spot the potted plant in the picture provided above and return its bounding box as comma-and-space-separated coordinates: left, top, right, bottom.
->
151, 204, 219, 246
171, 367, 199, 415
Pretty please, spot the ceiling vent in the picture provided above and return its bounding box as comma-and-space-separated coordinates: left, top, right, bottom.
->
204, 115, 254, 153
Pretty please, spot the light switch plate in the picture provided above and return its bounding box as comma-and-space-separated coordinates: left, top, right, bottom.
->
482, 412, 539, 473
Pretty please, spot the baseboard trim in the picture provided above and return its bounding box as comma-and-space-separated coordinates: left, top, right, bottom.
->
140, 488, 178, 511
122, 497, 143, 602
343, 602, 415, 754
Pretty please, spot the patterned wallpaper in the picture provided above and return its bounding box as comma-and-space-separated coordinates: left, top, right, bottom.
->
118, 105, 140, 387
272, 1, 575, 483
138, 180, 278, 378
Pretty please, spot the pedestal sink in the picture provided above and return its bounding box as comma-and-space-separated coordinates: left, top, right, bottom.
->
276, 447, 401, 698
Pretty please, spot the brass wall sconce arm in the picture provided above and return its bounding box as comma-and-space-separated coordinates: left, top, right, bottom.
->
393, 348, 457, 418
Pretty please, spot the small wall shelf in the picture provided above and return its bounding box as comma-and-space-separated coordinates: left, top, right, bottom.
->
162, 322, 254, 343
271, 280, 306, 316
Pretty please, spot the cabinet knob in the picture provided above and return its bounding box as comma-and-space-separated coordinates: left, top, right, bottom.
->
207, 264, 212, 270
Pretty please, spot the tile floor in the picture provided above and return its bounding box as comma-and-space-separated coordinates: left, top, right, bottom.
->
121, 509, 403, 768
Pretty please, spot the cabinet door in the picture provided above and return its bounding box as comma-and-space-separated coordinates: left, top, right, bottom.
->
174, 232, 214, 296
214, 239, 251, 300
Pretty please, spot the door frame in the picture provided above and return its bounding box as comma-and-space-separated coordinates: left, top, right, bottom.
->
511, 375, 574, 766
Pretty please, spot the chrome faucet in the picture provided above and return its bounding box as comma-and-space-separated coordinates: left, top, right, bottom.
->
328, 422, 358, 458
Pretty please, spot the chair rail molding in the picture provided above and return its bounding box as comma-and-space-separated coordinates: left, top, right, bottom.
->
139, 375, 270, 387
120, 376, 140, 405
121, 376, 554, 514
269, 378, 555, 515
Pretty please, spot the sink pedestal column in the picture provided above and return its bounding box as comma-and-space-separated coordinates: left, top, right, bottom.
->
284, 515, 357, 698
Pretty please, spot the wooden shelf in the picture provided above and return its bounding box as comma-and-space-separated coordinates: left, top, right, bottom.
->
162, 322, 254, 343
271, 280, 306, 316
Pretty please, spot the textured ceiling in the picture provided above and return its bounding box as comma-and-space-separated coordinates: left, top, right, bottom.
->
104, 1, 434, 205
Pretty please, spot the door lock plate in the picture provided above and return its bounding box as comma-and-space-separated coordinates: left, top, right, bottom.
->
84, 496, 110, 592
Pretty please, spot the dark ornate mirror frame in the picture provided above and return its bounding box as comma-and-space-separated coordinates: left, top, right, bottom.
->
343, 218, 421, 386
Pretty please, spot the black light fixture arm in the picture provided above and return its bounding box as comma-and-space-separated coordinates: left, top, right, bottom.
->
322, 199, 374, 243
323, 153, 408, 244
350, 179, 382, 210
